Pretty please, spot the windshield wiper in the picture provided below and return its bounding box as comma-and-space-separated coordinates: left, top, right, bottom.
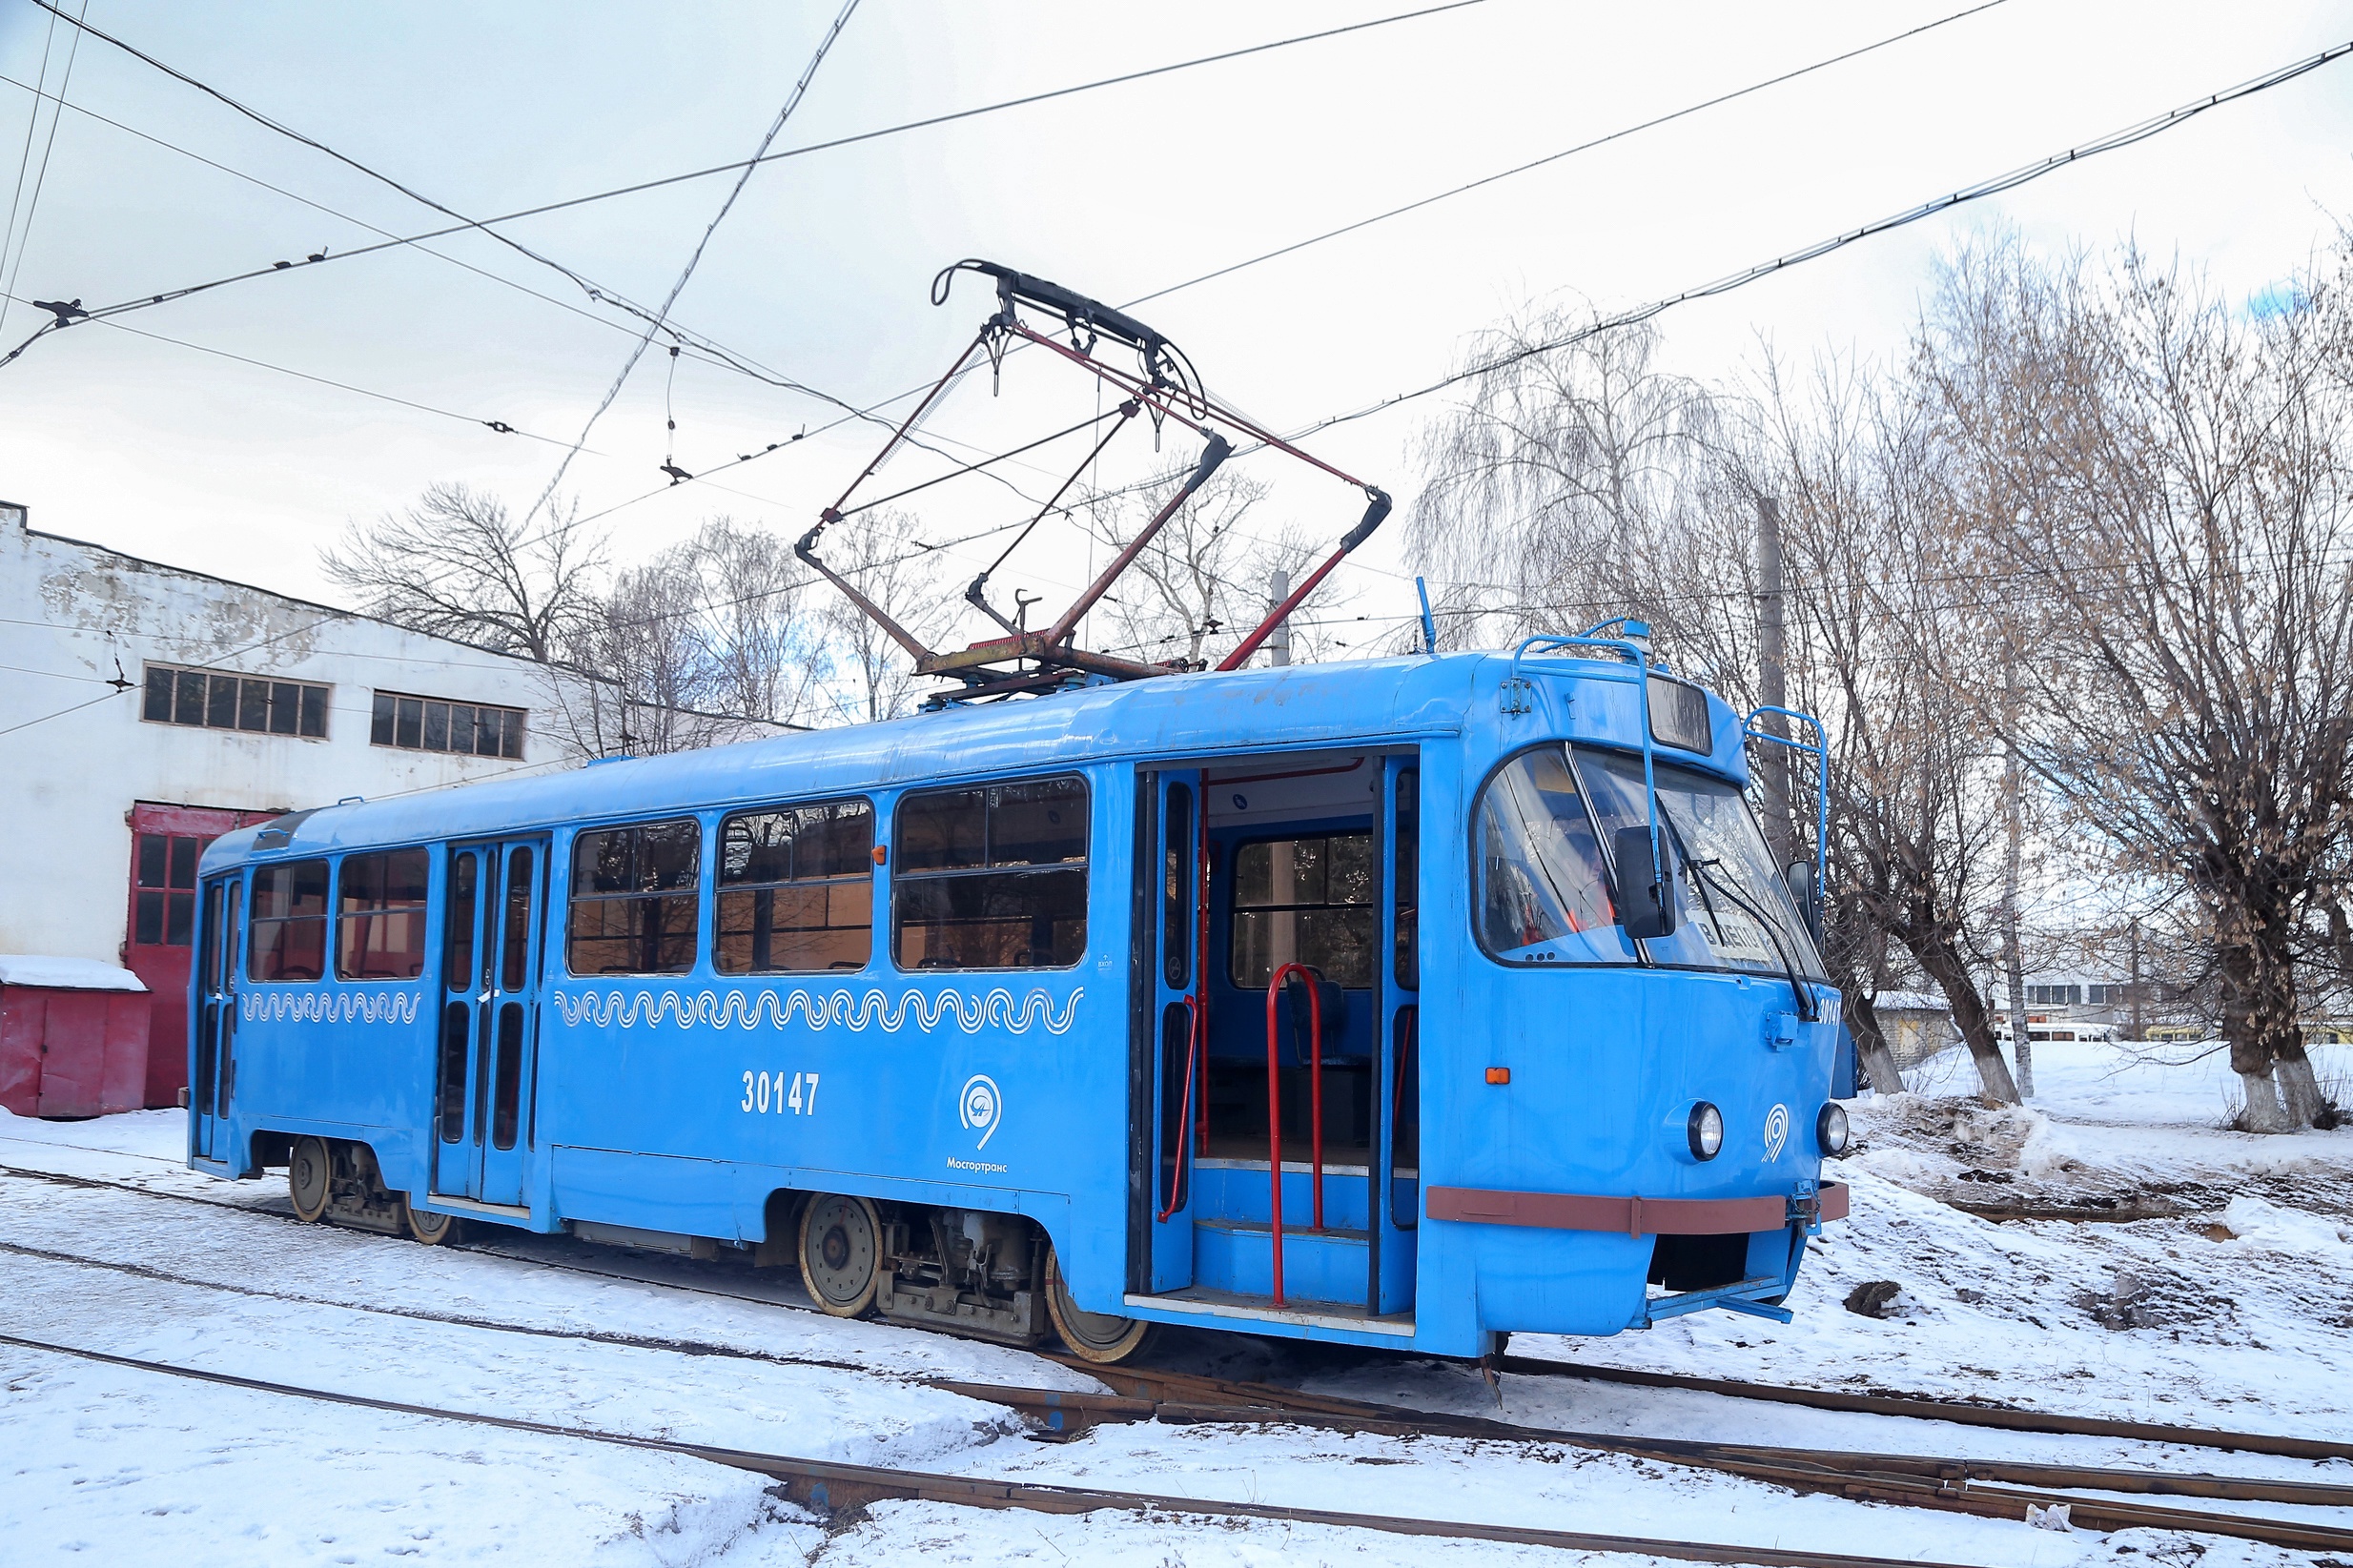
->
1690, 856, 1818, 1023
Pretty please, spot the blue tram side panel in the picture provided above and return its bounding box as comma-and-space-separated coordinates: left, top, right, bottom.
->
187, 642, 1851, 1361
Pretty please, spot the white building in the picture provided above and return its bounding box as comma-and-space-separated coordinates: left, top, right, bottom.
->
1, 501, 604, 1107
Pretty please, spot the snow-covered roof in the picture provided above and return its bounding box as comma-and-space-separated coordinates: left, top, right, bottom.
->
1872, 989, 1948, 1014
0, 955, 148, 992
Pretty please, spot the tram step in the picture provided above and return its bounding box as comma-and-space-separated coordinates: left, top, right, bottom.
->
1193, 1215, 1372, 1306
1191, 1160, 1419, 1232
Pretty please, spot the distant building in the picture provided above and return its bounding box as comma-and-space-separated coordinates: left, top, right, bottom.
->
1867, 990, 1957, 1068
0, 501, 609, 1109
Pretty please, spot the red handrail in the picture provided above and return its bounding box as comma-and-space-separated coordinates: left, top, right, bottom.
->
1263, 962, 1328, 1306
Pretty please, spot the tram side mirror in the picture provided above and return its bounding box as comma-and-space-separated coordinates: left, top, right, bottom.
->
1784, 859, 1824, 944
1612, 825, 1681, 941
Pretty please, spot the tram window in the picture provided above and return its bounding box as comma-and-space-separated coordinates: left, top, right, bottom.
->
568, 820, 701, 974
1579, 748, 1826, 979
1394, 768, 1420, 991
892, 777, 1088, 969
249, 859, 331, 982
1162, 784, 1193, 989
1647, 674, 1714, 754
1230, 832, 1374, 989
444, 850, 480, 991
717, 799, 873, 974
336, 848, 430, 981
1473, 749, 1633, 966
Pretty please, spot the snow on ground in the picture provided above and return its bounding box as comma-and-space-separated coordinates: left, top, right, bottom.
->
4, 1040, 2350, 1565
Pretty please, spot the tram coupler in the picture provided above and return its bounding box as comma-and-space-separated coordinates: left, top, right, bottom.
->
1789, 1178, 1824, 1237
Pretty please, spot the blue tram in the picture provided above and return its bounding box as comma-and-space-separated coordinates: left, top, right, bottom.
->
187, 635, 1849, 1363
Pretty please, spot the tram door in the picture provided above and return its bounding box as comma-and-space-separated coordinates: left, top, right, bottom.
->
1374, 758, 1421, 1315
434, 839, 547, 1206
1146, 769, 1205, 1291
191, 875, 243, 1165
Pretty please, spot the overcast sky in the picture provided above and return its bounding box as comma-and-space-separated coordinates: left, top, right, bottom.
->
4, 0, 2351, 648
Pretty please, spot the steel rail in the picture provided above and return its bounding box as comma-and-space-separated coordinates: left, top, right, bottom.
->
1498, 1355, 2353, 1462
0, 1330, 1987, 1568
10, 1159, 2352, 1545
993, 1359, 2353, 1551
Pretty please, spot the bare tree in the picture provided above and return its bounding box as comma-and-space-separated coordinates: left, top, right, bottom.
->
1756, 356, 2023, 1103
807, 509, 949, 723
1408, 311, 1754, 689
1080, 466, 1345, 669
1921, 239, 2353, 1129
322, 482, 604, 662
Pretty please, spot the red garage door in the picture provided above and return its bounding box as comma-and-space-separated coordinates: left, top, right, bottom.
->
125, 802, 277, 1108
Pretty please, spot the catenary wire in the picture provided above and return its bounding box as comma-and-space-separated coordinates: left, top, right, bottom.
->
520, 0, 860, 524
0, 66, 865, 402
522, 1, 2034, 541
1123, 0, 2012, 309
0, 288, 583, 446
0, 0, 1492, 374
15, 0, 2010, 584
1284, 36, 2353, 444
0, 0, 84, 340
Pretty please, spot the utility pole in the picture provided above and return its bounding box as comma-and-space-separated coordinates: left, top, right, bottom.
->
2000, 650, 2034, 1098
1267, 568, 1291, 667
1754, 495, 1792, 864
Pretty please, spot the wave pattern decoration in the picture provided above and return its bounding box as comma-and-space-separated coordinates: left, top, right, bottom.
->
549, 986, 1085, 1037
240, 989, 423, 1026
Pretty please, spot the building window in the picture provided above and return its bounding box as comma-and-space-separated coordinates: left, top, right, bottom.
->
337, 848, 431, 981
143, 664, 327, 738
1230, 831, 1376, 989
567, 820, 700, 975
892, 776, 1088, 970
250, 859, 331, 982
716, 800, 873, 974
132, 831, 201, 947
371, 691, 525, 760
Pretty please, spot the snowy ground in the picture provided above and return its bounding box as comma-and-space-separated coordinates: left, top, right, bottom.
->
3, 1039, 2348, 1565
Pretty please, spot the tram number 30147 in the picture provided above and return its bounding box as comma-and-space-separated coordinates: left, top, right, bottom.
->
741, 1070, 822, 1116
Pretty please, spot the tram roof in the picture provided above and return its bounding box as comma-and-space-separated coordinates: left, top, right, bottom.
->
201, 649, 1738, 866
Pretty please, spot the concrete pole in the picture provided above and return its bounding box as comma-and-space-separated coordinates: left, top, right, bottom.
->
1754, 496, 1793, 865
1268, 568, 1292, 667
2000, 651, 2034, 1098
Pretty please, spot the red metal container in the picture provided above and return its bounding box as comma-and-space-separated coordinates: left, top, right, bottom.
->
0, 959, 153, 1119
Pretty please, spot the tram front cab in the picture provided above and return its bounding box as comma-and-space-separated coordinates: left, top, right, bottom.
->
1425, 651, 1849, 1341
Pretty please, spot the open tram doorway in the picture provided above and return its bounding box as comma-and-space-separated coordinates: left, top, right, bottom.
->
431, 838, 548, 1211
1133, 748, 1420, 1326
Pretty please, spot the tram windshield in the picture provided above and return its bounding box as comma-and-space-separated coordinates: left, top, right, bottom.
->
1476, 744, 1826, 981
1578, 749, 1828, 981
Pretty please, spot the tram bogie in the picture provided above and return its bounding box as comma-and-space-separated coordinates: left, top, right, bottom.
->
188, 642, 1849, 1363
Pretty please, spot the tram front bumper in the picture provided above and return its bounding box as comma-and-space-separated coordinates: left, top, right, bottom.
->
1425, 1181, 1849, 1233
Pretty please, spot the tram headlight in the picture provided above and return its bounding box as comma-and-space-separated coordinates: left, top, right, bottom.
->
1816, 1102, 1852, 1157
1688, 1102, 1725, 1162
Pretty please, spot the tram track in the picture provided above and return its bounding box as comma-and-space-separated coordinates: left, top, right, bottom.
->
0, 1329, 2067, 1568
10, 1159, 2347, 1456
7, 1172, 2353, 1557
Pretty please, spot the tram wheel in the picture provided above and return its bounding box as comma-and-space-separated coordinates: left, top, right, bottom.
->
401, 1197, 461, 1246
288, 1136, 331, 1223
1043, 1246, 1154, 1364
798, 1193, 881, 1317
